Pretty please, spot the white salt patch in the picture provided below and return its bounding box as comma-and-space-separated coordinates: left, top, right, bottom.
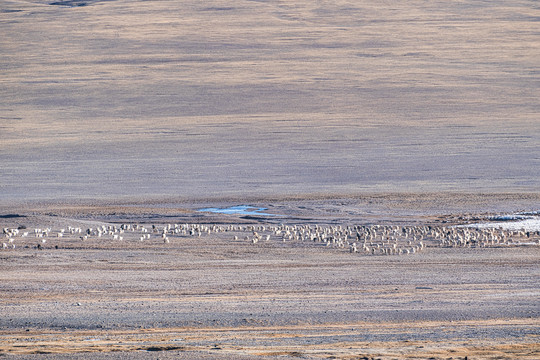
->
468, 213, 540, 232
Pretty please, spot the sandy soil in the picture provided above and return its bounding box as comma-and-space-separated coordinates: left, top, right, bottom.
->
1, 194, 539, 359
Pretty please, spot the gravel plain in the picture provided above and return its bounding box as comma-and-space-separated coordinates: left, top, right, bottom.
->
1, 194, 539, 359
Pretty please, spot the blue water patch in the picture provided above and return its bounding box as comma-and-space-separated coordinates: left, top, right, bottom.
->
198, 205, 279, 216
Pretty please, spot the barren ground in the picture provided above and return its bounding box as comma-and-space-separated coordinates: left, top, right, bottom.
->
1, 194, 539, 359
1, 0, 539, 358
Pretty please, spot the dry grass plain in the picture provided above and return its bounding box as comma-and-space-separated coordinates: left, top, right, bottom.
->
1, 0, 539, 201
1, 0, 540, 358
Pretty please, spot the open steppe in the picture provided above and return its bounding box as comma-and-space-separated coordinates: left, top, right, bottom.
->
1, 193, 539, 359
1, 0, 539, 358
1, 0, 539, 201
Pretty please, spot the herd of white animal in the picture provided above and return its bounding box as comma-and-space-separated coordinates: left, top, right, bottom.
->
2, 222, 539, 255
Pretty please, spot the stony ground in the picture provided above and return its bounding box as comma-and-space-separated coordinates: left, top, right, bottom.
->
1, 195, 539, 359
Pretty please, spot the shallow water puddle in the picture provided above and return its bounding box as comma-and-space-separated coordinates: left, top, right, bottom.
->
198, 205, 279, 216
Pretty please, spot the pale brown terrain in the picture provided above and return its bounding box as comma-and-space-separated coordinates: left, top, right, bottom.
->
1, 194, 540, 359
1, 0, 539, 201
1, 0, 539, 358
